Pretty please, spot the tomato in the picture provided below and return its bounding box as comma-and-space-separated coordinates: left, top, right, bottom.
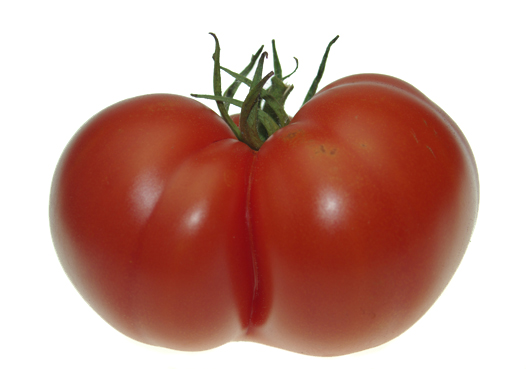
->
50, 73, 478, 356
50, 37, 478, 356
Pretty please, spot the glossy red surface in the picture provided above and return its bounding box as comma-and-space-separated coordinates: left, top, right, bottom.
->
50, 74, 478, 356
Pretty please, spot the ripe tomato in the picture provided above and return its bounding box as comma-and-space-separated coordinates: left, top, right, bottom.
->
50, 72, 478, 356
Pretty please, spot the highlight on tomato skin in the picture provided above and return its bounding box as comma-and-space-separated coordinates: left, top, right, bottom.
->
245, 76, 478, 356
49, 35, 479, 357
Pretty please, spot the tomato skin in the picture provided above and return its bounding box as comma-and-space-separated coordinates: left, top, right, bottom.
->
247, 75, 478, 355
50, 94, 255, 350
50, 75, 478, 356
128, 138, 256, 349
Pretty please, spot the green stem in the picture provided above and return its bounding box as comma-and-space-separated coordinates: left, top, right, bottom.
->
223, 45, 264, 111
261, 40, 295, 127
262, 91, 290, 127
192, 34, 339, 151
239, 70, 274, 150
282, 57, 299, 80
209, 33, 243, 142
302, 35, 339, 105
271, 40, 283, 79
258, 109, 280, 136
220, 66, 253, 88
190, 94, 243, 108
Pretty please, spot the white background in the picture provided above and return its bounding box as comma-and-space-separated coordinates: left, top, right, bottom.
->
2, 1, 525, 368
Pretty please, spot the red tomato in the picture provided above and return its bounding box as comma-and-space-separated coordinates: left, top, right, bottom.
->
50, 74, 478, 356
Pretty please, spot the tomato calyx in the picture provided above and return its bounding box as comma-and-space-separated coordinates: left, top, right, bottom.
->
192, 33, 339, 150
